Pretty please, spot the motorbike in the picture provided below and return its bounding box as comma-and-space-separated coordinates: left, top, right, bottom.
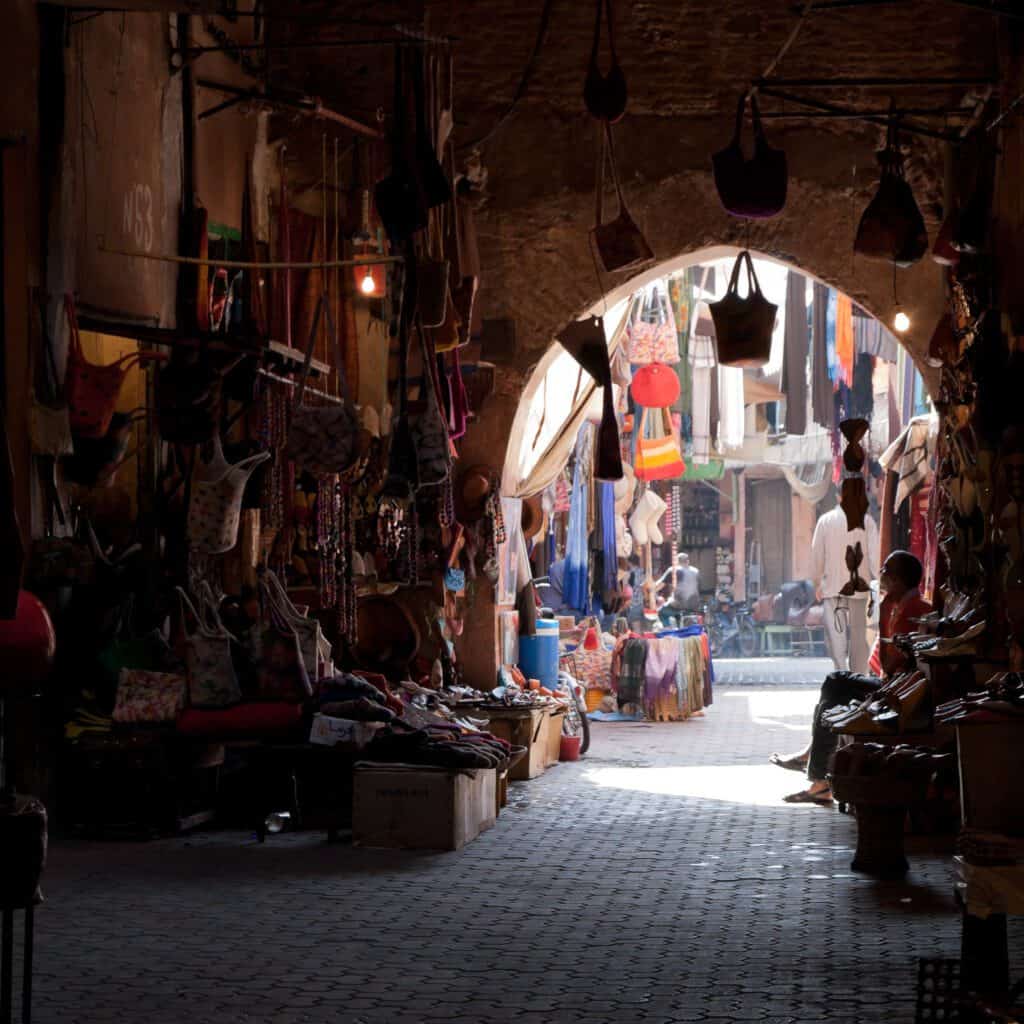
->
705, 588, 758, 658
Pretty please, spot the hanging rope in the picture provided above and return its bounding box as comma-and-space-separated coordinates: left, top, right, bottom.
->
748, 1, 819, 100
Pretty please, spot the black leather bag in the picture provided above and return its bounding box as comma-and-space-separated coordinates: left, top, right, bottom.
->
712, 94, 787, 220
583, 0, 627, 124
708, 251, 777, 368
854, 122, 927, 266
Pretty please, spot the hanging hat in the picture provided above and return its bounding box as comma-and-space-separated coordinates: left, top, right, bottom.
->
455, 464, 495, 523
521, 494, 544, 541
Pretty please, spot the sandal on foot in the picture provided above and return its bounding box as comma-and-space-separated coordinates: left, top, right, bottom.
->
770, 753, 808, 773
783, 789, 833, 806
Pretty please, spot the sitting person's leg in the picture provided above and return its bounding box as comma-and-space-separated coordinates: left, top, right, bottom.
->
785, 671, 881, 803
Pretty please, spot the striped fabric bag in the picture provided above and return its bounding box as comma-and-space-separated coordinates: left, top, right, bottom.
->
635, 407, 685, 481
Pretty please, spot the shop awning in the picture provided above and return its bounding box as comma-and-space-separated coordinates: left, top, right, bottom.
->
744, 375, 785, 406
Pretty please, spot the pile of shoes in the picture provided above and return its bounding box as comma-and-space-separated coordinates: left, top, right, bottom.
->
832, 741, 949, 780
364, 722, 515, 770
823, 670, 933, 734
936, 672, 1024, 724
904, 618, 987, 659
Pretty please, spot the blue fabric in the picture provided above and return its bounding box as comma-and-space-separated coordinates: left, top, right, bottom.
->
563, 430, 591, 615
600, 482, 617, 594
587, 709, 644, 722
826, 290, 838, 382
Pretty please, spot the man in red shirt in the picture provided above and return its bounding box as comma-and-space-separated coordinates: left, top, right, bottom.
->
773, 550, 932, 805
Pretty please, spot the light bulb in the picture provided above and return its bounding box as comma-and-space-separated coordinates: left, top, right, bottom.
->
359, 269, 376, 295
893, 310, 910, 333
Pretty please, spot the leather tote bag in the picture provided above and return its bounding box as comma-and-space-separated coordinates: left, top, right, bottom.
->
854, 121, 927, 267
712, 94, 788, 220
708, 250, 778, 368
284, 291, 362, 478
591, 123, 653, 274
583, 0, 627, 124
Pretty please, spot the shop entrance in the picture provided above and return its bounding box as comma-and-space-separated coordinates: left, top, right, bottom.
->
502, 246, 934, 724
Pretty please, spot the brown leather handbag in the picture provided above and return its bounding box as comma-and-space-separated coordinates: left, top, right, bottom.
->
712, 94, 787, 219
708, 251, 777, 368
591, 124, 653, 274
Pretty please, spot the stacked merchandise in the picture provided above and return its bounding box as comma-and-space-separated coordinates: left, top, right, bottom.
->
715, 546, 733, 597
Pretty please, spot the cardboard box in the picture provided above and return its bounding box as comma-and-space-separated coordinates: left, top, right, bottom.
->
483, 707, 548, 780
352, 763, 497, 851
545, 707, 567, 767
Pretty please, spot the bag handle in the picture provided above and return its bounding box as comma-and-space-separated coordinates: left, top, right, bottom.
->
589, 0, 619, 68
731, 93, 748, 147
726, 250, 764, 300
37, 294, 62, 401
64, 294, 84, 360
292, 290, 352, 410
749, 94, 767, 144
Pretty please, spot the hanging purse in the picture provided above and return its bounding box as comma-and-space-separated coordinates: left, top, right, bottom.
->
113, 668, 187, 724
712, 93, 788, 219
583, 0, 627, 124
257, 598, 313, 703
591, 123, 653, 274
625, 287, 679, 365
634, 406, 685, 481
284, 292, 362, 478
630, 362, 680, 408
854, 120, 928, 266
708, 250, 777, 368
262, 569, 331, 682
187, 435, 270, 555
177, 587, 242, 708
64, 295, 149, 439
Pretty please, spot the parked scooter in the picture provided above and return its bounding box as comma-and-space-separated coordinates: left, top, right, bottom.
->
705, 588, 758, 658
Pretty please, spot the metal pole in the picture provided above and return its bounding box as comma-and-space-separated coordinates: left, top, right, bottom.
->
753, 76, 997, 88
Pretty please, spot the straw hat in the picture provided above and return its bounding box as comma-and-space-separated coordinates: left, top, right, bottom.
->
521, 494, 545, 540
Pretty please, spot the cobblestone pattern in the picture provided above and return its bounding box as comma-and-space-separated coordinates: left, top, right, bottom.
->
714, 657, 834, 687
26, 687, 1021, 1024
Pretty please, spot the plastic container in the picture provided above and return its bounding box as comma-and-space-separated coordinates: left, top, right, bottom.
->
560, 735, 582, 762
518, 619, 559, 689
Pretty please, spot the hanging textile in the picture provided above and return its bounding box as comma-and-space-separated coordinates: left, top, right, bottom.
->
850, 353, 875, 420
681, 457, 725, 481
826, 290, 838, 382
717, 365, 746, 449
599, 480, 617, 596
689, 303, 716, 464
563, 430, 592, 614
616, 637, 648, 707
811, 282, 832, 428
853, 309, 899, 362
835, 292, 855, 388
781, 270, 808, 435
668, 272, 694, 441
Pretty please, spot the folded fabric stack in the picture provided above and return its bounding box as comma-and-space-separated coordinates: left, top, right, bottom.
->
364, 724, 515, 771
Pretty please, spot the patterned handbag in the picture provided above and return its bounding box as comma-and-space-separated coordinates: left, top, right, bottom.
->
113, 669, 187, 724
188, 435, 270, 555
625, 287, 680, 366
410, 324, 452, 489
261, 569, 331, 681
257, 601, 313, 703
64, 295, 150, 438
634, 407, 685, 481
177, 587, 242, 708
284, 291, 362, 477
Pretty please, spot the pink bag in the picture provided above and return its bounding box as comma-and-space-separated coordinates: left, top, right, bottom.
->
625, 288, 679, 366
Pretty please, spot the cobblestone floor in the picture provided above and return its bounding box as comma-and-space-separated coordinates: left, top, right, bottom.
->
28, 686, 1009, 1024
714, 657, 833, 686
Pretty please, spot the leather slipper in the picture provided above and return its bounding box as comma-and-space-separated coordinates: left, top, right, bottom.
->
783, 789, 833, 806
769, 753, 807, 773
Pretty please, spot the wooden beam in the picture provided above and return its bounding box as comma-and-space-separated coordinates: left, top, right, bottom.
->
39, 0, 227, 11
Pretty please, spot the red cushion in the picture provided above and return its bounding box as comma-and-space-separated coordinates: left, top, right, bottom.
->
177, 703, 305, 738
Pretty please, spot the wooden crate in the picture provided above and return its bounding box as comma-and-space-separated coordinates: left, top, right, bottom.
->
545, 707, 567, 766
482, 707, 548, 780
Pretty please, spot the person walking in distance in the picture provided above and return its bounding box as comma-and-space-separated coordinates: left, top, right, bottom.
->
811, 491, 879, 675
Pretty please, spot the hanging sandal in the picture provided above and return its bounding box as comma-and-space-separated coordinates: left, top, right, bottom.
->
783, 788, 833, 806
769, 753, 807, 773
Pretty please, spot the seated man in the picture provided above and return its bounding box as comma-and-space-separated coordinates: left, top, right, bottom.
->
771, 550, 932, 805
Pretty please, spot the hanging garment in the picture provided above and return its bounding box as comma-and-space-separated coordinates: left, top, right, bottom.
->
835, 292, 855, 388
717, 366, 746, 450
689, 312, 717, 465
188, 437, 270, 555
850, 353, 875, 420
617, 637, 647, 707
667, 273, 693, 436
781, 271, 808, 435
811, 283, 833, 428
644, 637, 680, 719
599, 481, 617, 594
853, 310, 899, 362
563, 431, 591, 614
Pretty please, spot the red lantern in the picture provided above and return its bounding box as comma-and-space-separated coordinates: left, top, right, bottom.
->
630, 362, 680, 408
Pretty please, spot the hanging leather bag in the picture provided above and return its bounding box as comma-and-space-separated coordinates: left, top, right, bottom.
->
284, 292, 362, 478
583, 0, 627, 124
853, 120, 928, 266
410, 322, 452, 489
712, 94, 788, 219
708, 250, 777, 368
591, 123, 653, 274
